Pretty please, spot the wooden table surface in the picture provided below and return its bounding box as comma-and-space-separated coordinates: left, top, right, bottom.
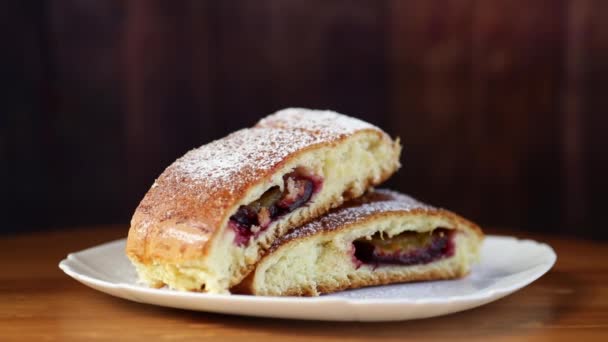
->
2, 225, 607, 341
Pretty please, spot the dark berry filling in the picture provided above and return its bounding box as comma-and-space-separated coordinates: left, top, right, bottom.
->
229, 170, 322, 246
353, 228, 455, 267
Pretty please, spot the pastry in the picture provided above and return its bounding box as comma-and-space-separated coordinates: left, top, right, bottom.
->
126, 108, 402, 293
234, 189, 483, 296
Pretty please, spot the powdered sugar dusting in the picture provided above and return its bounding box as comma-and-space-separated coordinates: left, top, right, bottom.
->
257, 108, 378, 138
137, 108, 386, 229
274, 190, 436, 246
155, 109, 381, 203
166, 128, 323, 197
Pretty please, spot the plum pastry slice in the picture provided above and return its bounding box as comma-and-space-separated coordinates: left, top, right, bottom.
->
126, 108, 401, 293
233, 190, 483, 296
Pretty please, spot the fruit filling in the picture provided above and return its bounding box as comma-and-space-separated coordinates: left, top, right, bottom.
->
229, 170, 322, 246
353, 228, 455, 267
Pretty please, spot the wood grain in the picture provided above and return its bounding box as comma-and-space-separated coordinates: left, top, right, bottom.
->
473, 0, 565, 232
389, 0, 477, 216
583, 0, 608, 237
3, 1, 608, 239
1, 226, 607, 341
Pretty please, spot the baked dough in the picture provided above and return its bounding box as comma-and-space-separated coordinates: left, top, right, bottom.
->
126, 108, 401, 293
234, 189, 483, 296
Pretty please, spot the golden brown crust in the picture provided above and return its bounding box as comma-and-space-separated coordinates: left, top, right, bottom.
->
268, 189, 483, 253
126, 109, 395, 266
278, 267, 470, 297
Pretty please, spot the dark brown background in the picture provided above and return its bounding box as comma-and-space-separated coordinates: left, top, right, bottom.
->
3, 0, 607, 238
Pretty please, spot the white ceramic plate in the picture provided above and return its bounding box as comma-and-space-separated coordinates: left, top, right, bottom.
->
59, 235, 555, 321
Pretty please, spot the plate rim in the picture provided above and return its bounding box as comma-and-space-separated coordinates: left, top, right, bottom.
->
58, 235, 557, 306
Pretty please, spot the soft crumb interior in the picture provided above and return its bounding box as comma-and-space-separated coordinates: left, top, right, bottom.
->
136, 131, 400, 293
251, 215, 481, 296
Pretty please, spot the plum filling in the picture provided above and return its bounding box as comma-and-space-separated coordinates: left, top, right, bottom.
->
353, 228, 455, 267
229, 171, 322, 246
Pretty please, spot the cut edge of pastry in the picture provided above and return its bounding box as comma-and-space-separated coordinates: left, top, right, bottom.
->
233, 192, 483, 296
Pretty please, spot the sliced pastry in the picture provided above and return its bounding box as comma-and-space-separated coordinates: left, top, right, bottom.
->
234, 189, 483, 296
126, 108, 401, 293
